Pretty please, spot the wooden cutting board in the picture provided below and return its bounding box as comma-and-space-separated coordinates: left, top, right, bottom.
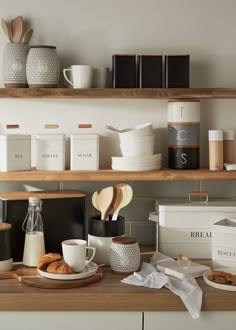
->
0, 266, 103, 289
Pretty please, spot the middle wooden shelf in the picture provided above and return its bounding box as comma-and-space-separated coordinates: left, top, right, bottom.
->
0, 169, 234, 182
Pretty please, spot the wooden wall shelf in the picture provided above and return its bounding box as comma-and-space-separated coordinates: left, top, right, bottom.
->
0, 169, 234, 182
1, 88, 236, 99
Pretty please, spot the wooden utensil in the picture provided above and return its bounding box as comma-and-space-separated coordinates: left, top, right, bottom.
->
92, 191, 100, 211
21, 28, 33, 43
1, 19, 12, 42
112, 184, 133, 220
98, 186, 114, 220
11, 16, 23, 43
0, 266, 103, 289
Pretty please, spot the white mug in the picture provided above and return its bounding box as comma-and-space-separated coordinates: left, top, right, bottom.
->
62, 239, 96, 272
63, 65, 93, 88
92, 66, 108, 88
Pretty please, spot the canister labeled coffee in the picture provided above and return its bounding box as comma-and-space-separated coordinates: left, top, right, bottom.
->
168, 124, 200, 146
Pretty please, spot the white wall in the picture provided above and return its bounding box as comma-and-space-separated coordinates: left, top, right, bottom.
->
0, 0, 236, 244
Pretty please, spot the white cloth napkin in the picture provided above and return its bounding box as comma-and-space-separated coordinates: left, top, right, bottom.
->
121, 251, 202, 319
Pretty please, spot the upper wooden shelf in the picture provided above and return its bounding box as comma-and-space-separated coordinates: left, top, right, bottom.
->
0, 169, 235, 182
1, 88, 236, 99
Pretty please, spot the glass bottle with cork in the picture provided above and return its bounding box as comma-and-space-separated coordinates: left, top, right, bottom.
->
22, 196, 45, 267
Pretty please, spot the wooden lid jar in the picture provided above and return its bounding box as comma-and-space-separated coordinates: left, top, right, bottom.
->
109, 236, 141, 274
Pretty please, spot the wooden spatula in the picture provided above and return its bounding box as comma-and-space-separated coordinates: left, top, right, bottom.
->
92, 191, 100, 212
112, 184, 133, 220
1, 19, 12, 42
98, 186, 114, 220
21, 28, 33, 43
11, 16, 23, 43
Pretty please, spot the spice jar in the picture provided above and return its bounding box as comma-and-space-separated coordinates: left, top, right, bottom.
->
109, 237, 140, 274
208, 130, 223, 170
223, 130, 234, 163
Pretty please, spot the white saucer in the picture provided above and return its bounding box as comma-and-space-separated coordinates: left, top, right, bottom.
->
37, 261, 98, 281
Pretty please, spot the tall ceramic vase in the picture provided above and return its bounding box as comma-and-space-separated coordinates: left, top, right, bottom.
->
2, 43, 29, 88
26, 45, 60, 88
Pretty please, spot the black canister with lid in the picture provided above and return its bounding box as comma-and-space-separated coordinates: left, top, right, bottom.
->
0, 223, 13, 271
112, 54, 137, 88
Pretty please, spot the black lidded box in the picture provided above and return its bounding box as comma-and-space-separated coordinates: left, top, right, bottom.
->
112, 54, 137, 88
0, 191, 86, 261
138, 54, 163, 88
165, 54, 190, 88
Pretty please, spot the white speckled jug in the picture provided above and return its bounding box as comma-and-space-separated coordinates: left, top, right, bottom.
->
26, 45, 60, 88
109, 236, 140, 274
2, 43, 29, 88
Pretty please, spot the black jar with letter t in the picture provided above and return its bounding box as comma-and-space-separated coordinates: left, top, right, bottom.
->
138, 54, 163, 88
165, 54, 190, 88
112, 54, 137, 88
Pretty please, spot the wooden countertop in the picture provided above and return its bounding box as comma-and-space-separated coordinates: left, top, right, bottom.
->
0, 259, 235, 312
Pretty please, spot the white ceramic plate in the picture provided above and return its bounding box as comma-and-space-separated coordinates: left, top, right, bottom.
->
37, 261, 98, 281
203, 267, 236, 291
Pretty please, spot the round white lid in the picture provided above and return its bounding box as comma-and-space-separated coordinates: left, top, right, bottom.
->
208, 130, 223, 141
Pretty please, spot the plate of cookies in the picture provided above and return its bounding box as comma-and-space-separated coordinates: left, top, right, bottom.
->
203, 268, 236, 291
37, 253, 98, 280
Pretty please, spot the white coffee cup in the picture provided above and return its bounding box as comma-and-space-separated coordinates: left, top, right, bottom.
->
92, 66, 108, 88
63, 65, 93, 88
62, 239, 96, 272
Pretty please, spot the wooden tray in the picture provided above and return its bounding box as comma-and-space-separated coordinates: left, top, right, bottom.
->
0, 266, 103, 289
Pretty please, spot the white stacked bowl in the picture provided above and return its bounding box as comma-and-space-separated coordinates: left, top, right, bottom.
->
119, 123, 154, 157
111, 123, 162, 171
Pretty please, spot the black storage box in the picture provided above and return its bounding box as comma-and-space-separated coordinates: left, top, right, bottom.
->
165, 54, 190, 88
138, 54, 163, 88
112, 54, 137, 88
0, 191, 86, 261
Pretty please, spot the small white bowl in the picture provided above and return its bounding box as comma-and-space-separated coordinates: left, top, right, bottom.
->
119, 134, 154, 145
118, 123, 153, 138
120, 140, 155, 157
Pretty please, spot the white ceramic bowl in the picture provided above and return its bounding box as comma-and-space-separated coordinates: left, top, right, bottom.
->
119, 134, 154, 145
118, 123, 153, 138
120, 140, 155, 157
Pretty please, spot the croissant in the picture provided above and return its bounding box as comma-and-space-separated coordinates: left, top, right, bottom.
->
47, 261, 75, 274
37, 253, 63, 269
46, 261, 63, 274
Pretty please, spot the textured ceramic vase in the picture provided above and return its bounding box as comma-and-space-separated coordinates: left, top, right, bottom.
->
2, 43, 29, 88
109, 236, 140, 274
26, 45, 60, 88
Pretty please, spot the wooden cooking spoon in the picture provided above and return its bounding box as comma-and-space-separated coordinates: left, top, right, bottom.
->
21, 28, 33, 43
1, 19, 12, 42
98, 186, 114, 220
112, 184, 133, 220
11, 16, 23, 43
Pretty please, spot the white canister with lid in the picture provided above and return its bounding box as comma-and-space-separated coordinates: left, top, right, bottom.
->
35, 134, 65, 170
168, 100, 200, 123
0, 134, 31, 171
109, 236, 140, 274
70, 134, 99, 170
